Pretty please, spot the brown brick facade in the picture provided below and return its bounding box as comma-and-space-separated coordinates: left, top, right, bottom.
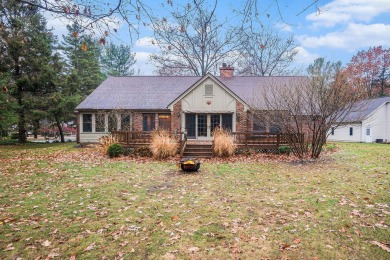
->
171, 101, 182, 132
235, 101, 249, 132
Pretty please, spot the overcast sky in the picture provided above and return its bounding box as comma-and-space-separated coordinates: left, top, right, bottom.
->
46, 0, 390, 75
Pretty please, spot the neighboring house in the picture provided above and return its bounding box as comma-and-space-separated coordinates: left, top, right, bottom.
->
75, 65, 307, 143
327, 96, 390, 143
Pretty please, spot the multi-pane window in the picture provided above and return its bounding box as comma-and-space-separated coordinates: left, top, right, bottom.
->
95, 114, 105, 132
143, 114, 155, 131
349, 127, 353, 136
210, 114, 221, 135
158, 114, 171, 131
82, 114, 92, 132
108, 114, 118, 132
222, 114, 233, 131
121, 114, 131, 131
331, 127, 335, 135
366, 128, 370, 135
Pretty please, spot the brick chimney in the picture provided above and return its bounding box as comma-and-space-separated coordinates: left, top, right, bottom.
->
219, 63, 234, 78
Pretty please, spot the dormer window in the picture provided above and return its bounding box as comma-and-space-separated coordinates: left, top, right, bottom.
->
205, 84, 213, 96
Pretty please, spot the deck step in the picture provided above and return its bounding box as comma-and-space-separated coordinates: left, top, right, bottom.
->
183, 143, 213, 158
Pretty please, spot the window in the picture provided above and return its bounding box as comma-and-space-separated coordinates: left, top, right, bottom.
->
210, 114, 221, 135
108, 114, 118, 132
158, 114, 171, 131
205, 84, 213, 96
253, 121, 266, 132
143, 114, 155, 131
95, 114, 105, 132
270, 125, 281, 134
82, 114, 92, 132
222, 114, 233, 131
349, 127, 353, 136
366, 128, 370, 135
331, 127, 335, 135
121, 114, 131, 131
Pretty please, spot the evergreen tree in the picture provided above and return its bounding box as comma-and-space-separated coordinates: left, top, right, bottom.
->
60, 23, 104, 96
100, 43, 136, 76
0, 0, 57, 142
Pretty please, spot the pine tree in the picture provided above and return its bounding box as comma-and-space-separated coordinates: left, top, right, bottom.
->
60, 23, 104, 96
100, 43, 136, 76
0, 0, 57, 142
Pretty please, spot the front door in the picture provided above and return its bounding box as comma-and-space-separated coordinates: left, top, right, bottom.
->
185, 113, 232, 140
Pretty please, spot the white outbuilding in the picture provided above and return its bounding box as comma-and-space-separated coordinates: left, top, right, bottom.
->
328, 97, 390, 143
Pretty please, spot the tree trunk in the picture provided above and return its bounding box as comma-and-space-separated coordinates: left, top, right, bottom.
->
55, 116, 65, 142
17, 88, 26, 143
33, 119, 39, 139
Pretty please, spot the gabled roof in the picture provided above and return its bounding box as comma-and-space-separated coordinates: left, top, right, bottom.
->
75, 75, 308, 111
167, 73, 249, 109
342, 96, 390, 122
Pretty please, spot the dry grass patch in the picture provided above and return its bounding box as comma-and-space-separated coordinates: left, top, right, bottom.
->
150, 130, 178, 159
213, 128, 236, 157
98, 134, 118, 154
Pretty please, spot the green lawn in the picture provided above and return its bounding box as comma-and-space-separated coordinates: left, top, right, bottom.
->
0, 142, 389, 259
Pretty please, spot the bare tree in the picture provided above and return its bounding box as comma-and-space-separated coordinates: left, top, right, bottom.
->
237, 27, 298, 76
18, 0, 150, 41
254, 58, 364, 159
149, 0, 242, 76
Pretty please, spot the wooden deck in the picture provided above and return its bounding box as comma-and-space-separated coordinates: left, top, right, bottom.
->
111, 131, 304, 155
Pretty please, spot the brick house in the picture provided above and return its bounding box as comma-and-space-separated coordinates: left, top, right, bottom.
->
75, 65, 307, 144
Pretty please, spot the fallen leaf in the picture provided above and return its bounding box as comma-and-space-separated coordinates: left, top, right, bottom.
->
41, 240, 51, 247
371, 241, 390, 252
3, 243, 15, 251
83, 242, 96, 252
69, 255, 77, 260
171, 216, 179, 221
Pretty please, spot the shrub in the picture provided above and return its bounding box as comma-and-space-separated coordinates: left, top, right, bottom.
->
278, 146, 291, 155
150, 130, 178, 159
107, 143, 124, 158
98, 134, 118, 153
213, 127, 236, 157
10, 133, 19, 139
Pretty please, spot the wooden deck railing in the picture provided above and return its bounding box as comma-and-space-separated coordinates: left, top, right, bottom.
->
111, 130, 184, 146
232, 132, 304, 148
111, 131, 304, 150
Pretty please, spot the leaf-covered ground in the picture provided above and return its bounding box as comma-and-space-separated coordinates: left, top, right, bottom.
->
0, 142, 389, 259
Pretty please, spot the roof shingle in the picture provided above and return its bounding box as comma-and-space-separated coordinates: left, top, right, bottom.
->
76, 75, 308, 110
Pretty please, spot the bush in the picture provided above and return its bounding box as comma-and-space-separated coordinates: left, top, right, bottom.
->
213, 127, 236, 157
107, 143, 124, 158
150, 130, 178, 159
10, 133, 19, 139
278, 146, 291, 155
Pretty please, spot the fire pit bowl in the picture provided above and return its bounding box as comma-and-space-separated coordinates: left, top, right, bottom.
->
179, 158, 201, 172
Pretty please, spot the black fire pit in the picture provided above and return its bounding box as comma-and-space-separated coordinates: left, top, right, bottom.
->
179, 158, 201, 172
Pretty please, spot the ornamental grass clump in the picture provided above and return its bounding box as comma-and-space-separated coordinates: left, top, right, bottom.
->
98, 134, 118, 154
213, 127, 236, 157
150, 130, 178, 159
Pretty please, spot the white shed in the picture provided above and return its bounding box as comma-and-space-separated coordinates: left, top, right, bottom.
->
328, 97, 390, 143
